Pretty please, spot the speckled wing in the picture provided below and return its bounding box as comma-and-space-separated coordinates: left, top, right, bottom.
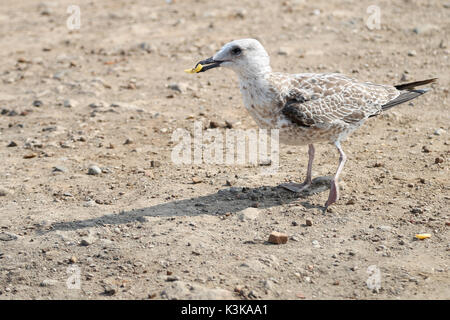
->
278, 73, 400, 127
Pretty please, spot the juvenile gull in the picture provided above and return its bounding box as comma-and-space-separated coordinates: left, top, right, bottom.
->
187, 39, 436, 209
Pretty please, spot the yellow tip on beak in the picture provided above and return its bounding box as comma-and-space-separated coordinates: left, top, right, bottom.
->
184, 64, 203, 74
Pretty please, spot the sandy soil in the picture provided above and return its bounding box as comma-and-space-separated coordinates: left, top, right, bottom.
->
0, 0, 449, 300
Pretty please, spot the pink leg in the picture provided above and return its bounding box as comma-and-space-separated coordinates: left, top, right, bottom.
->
324, 141, 347, 208
281, 144, 315, 192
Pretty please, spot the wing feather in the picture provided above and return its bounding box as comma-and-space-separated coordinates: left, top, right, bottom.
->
275, 73, 399, 127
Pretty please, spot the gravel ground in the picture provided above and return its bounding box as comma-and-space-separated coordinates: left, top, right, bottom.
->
0, 0, 449, 299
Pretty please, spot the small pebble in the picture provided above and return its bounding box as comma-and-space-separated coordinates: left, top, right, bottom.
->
40, 279, 59, 287
80, 238, 93, 246
0, 232, 18, 241
138, 42, 155, 53
238, 208, 260, 221
88, 166, 102, 175
23, 153, 37, 159
278, 47, 292, 56
234, 8, 246, 18
124, 138, 133, 145
192, 177, 202, 184
168, 83, 188, 93
165, 276, 180, 282
63, 99, 78, 108
83, 200, 96, 207
7, 141, 17, 147
32, 100, 43, 107
69, 256, 77, 263
52, 166, 67, 173
434, 128, 445, 136
103, 285, 116, 296
411, 208, 423, 214
268, 231, 288, 244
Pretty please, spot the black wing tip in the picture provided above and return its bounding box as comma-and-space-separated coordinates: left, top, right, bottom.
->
394, 78, 438, 91
381, 89, 429, 111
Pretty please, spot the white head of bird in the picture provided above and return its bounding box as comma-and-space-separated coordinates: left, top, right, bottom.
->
192, 39, 272, 79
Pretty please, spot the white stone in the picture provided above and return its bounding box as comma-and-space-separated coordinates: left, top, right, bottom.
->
237, 208, 260, 221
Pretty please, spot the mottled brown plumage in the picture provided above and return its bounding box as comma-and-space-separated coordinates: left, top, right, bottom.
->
194, 39, 436, 209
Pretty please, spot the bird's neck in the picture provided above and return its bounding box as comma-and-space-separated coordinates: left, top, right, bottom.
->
238, 71, 281, 128
236, 64, 272, 81
238, 72, 273, 102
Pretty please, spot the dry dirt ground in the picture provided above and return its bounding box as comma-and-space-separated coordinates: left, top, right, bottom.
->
0, 0, 449, 300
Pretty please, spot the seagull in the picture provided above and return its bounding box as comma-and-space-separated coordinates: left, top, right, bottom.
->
186, 38, 436, 209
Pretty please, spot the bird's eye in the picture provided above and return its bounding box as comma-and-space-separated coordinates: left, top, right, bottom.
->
231, 47, 242, 55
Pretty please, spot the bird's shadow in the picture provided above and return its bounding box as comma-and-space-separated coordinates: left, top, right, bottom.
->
43, 176, 333, 233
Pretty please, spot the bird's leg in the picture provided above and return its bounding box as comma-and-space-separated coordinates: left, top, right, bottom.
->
324, 141, 347, 209
281, 144, 315, 192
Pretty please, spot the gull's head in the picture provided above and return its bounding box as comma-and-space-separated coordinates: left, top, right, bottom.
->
193, 39, 272, 77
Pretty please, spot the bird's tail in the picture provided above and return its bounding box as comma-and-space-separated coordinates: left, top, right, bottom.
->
381, 78, 437, 111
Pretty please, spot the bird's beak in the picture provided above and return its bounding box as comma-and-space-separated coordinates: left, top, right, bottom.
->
184, 57, 222, 74
197, 57, 222, 72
